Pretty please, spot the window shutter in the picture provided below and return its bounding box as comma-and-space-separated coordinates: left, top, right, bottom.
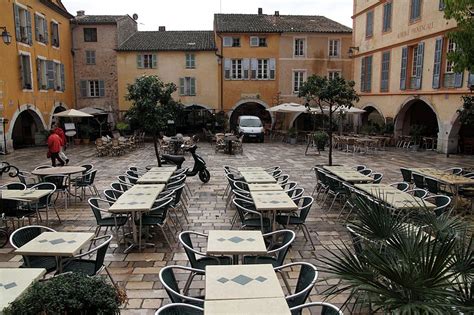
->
25, 56, 32, 88
98, 80, 105, 97
366, 11, 373, 37
179, 78, 185, 95
269, 58, 276, 80
34, 15, 39, 41
224, 59, 231, 79
250, 36, 259, 47
60, 64, 65, 91
80, 80, 87, 97
36, 58, 41, 88
381, 52, 390, 92
136, 54, 143, 68
400, 47, 408, 90
13, 4, 21, 40
367, 56, 373, 91
432, 37, 443, 89
415, 42, 424, 89
250, 58, 258, 79
25, 10, 32, 45
47, 60, 55, 89
454, 72, 464, 88
152, 54, 157, 68
19, 55, 24, 87
43, 18, 48, 44
383, 2, 392, 31
190, 78, 196, 95
223, 37, 232, 47
468, 72, 474, 88
242, 58, 250, 79
360, 57, 366, 92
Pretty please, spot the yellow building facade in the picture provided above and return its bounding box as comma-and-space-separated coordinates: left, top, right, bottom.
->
352, 0, 472, 153
0, 0, 74, 151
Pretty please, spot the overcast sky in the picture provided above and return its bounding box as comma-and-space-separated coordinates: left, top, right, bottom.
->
62, 0, 353, 31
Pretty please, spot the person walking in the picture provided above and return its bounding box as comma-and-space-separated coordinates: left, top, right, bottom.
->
47, 130, 65, 167
54, 124, 69, 165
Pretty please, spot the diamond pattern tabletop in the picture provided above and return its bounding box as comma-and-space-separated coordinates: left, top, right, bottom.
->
109, 184, 165, 213
0, 268, 46, 311
14, 232, 94, 257
207, 230, 266, 255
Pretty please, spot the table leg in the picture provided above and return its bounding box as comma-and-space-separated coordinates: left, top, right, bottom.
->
233, 254, 239, 265
124, 210, 139, 253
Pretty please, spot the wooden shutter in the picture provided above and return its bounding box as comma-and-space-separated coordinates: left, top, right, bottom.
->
13, 4, 21, 40
19, 55, 24, 87
223, 59, 231, 79
468, 72, 474, 88
47, 60, 55, 89
250, 58, 258, 79
381, 52, 390, 92
179, 78, 185, 95
366, 56, 373, 92
25, 10, 32, 45
80, 80, 87, 97
269, 58, 276, 80
36, 58, 41, 88
242, 58, 250, 79
360, 57, 366, 92
136, 54, 143, 68
400, 47, 408, 90
34, 14, 39, 41
152, 54, 157, 68
366, 11, 373, 37
223, 37, 232, 47
98, 80, 105, 97
43, 18, 48, 44
383, 2, 392, 32
60, 64, 65, 91
454, 72, 464, 88
432, 37, 443, 89
190, 78, 196, 95
415, 42, 424, 90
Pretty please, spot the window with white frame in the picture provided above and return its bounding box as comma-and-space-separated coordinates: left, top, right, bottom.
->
36, 58, 48, 90
257, 59, 269, 79
185, 53, 195, 69
411, 45, 419, 77
179, 77, 196, 96
13, 4, 33, 45
19, 53, 33, 90
223, 36, 240, 47
35, 13, 48, 44
250, 36, 266, 47
294, 38, 305, 57
293, 71, 305, 93
231, 59, 242, 79
51, 21, 59, 47
329, 39, 340, 57
328, 71, 341, 80
80, 80, 105, 98
446, 39, 456, 73
137, 54, 157, 69
86, 50, 96, 65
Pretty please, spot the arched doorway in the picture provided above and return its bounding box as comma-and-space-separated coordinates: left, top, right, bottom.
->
448, 111, 474, 154
229, 102, 272, 130
176, 104, 214, 133
360, 105, 385, 134
11, 109, 45, 149
292, 112, 326, 131
395, 99, 439, 138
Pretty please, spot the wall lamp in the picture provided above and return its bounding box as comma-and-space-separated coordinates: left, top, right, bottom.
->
348, 46, 359, 58
0, 27, 12, 45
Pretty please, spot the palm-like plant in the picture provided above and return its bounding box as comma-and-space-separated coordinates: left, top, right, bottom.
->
319, 195, 473, 314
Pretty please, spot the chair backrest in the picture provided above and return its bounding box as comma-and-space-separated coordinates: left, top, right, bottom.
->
389, 182, 409, 192
87, 169, 97, 184
446, 167, 462, 175
425, 195, 451, 216
76, 235, 112, 274
276, 262, 318, 309
464, 172, 474, 179
360, 169, 372, 176
316, 168, 329, 186
276, 174, 290, 185
233, 180, 249, 192
104, 189, 122, 205
233, 189, 253, 201
30, 182, 56, 206
282, 181, 298, 192
289, 302, 343, 315
265, 166, 280, 174
271, 169, 283, 178
424, 177, 440, 194
178, 231, 206, 267
1, 183, 26, 190
10, 225, 56, 249
155, 303, 204, 315
233, 198, 256, 224
159, 265, 204, 306
412, 173, 425, 189
17, 172, 32, 186
88, 198, 109, 223
81, 164, 94, 174
288, 187, 305, 203
372, 173, 383, 184
400, 168, 412, 183
355, 165, 366, 171
43, 175, 68, 190
126, 170, 138, 184
265, 229, 296, 266
297, 196, 314, 221
406, 188, 428, 199
34, 165, 52, 170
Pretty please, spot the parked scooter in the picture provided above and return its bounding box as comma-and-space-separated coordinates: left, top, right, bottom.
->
161, 144, 210, 183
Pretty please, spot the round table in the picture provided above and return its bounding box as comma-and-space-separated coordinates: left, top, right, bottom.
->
32, 166, 86, 202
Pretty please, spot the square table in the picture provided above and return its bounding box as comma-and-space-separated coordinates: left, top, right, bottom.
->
207, 230, 267, 264
205, 297, 291, 315
1, 189, 52, 201
237, 167, 265, 172
109, 184, 165, 253
148, 166, 177, 172
205, 264, 285, 301
0, 268, 46, 311
136, 171, 174, 184
323, 166, 374, 183
240, 171, 276, 184
250, 191, 298, 231
248, 183, 283, 192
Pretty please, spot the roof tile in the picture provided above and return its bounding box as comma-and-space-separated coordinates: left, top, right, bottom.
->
117, 31, 216, 51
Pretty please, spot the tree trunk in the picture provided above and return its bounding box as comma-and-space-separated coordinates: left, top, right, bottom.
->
153, 135, 162, 167
328, 109, 333, 166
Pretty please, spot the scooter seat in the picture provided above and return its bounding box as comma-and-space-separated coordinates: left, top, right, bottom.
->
162, 154, 185, 165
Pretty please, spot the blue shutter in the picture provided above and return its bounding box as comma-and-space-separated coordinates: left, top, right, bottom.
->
366, 56, 373, 92
179, 78, 185, 95
136, 54, 143, 68
400, 47, 408, 90
383, 2, 392, 32
98, 80, 105, 97
415, 42, 424, 90
250, 58, 258, 79
25, 10, 32, 45
152, 54, 157, 68
468, 72, 474, 88
366, 11, 373, 37
454, 72, 464, 88
47, 60, 55, 89
60, 64, 65, 91
360, 57, 366, 92
381, 51, 390, 92
190, 78, 196, 95
242, 58, 250, 79
13, 4, 21, 40
432, 38, 443, 89
80, 80, 87, 97
36, 58, 41, 88
224, 59, 231, 79
43, 18, 48, 44
269, 58, 276, 80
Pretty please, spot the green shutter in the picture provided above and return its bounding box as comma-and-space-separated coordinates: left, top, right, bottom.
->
152, 54, 157, 68
36, 58, 41, 88
60, 64, 65, 91
25, 9, 32, 45
179, 78, 185, 95
19, 55, 24, 88
439, 0, 445, 10
80, 80, 87, 97
13, 4, 21, 41
432, 38, 443, 89
47, 60, 55, 89
366, 56, 373, 92
468, 72, 474, 88
98, 80, 105, 97
190, 78, 196, 95
400, 47, 408, 90
136, 54, 143, 68
383, 2, 392, 32
415, 42, 424, 90
360, 57, 366, 92
366, 11, 373, 37
381, 51, 390, 92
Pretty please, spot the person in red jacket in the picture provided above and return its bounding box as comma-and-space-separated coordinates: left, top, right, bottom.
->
47, 130, 65, 167
54, 124, 69, 165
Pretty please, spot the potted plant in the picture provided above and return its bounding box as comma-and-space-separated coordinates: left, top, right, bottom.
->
4, 272, 126, 315
116, 121, 129, 136
80, 124, 94, 145
287, 127, 298, 144
313, 131, 328, 151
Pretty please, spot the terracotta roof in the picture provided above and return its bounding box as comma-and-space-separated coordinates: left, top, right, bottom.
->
215, 13, 352, 33
117, 31, 216, 51
75, 15, 129, 25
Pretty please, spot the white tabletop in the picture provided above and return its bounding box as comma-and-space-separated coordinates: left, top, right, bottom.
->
1, 189, 52, 201
109, 184, 165, 213
241, 172, 276, 184
204, 297, 291, 315
248, 183, 283, 192
15, 232, 94, 257
355, 184, 436, 209
237, 167, 265, 172
251, 191, 298, 212
323, 166, 374, 183
136, 172, 173, 184
0, 268, 46, 311
205, 264, 284, 301
148, 166, 177, 172
207, 230, 267, 256
31, 166, 85, 176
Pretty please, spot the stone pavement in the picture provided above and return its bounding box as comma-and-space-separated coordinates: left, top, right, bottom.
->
1, 140, 473, 314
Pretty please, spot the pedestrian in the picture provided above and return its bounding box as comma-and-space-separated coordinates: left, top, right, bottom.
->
47, 129, 65, 167
54, 124, 69, 165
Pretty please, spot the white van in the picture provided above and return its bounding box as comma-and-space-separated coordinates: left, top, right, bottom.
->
237, 116, 264, 142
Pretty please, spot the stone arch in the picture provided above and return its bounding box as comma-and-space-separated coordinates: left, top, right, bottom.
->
8, 104, 47, 148
49, 101, 68, 128
228, 98, 273, 130
447, 108, 474, 154
394, 96, 441, 138
361, 103, 386, 125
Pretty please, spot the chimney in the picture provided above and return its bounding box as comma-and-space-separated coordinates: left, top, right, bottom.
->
258, 8, 263, 15
274, 11, 279, 16
158, 26, 166, 31
76, 10, 85, 17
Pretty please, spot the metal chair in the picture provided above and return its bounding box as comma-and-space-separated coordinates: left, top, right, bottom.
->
389, 182, 409, 192
288, 187, 305, 204
72, 169, 99, 201
0, 183, 26, 190
400, 167, 413, 183
242, 229, 295, 267
81, 164, 94, 174
232, 198, 271, 233
289, 302, 343, 315
30, 182, 60, 224
354, 165, 367, 172
43, 175, 69, 209
372, 172, 384, 184
110, 181, 132, 193
155, 303, 203, 315
125, 170, 138, 184
445, 167, 462, 175
88, 198, 128, 241
276, 196, 315, 249
137, 197, 175, 248
117, 175, 134, 188
423, 195, 452, 216
104, 189, 123, 206
18, 171, 37, 188
159, 265, 205, 307
282, 181, 298, 192
359, 169, 372, 176
271, 169, 283, 178
406, 188, 429, 199
412, 173, 425, 189
9, 225, 58, 273
276, 174, 290, 185
313, 168, 330, 200
323, 175, 347, 212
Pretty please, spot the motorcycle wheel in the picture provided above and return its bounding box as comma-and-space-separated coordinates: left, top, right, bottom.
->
198, 169, 211, 183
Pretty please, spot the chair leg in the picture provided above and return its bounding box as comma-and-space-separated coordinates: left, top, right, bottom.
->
183, 272, 196, 295
278, 270, 291, 293
52, 204, 61, 223
159, 225, 172, 249
302, 224, 315, 250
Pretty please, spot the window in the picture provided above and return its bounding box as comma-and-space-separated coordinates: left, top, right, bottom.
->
410, 0, 422, 22
294, 38, 305, 57
366, 11, 374, 38
80, 80, 105, 98
83, 28, 97, 42
13, 4, 33, 45
231, 59, 242, 79
185, 53, 195, 69
329, 40, 340, 57
223, 36, 240, 47
446, 39, 456, 73
20, 53, 32, 90
54, 62, 64, 91
137, 54, 157, 69
400, 43, 424, 90
443, 38, 463, 88
86, 50, 96, 65
51, 22, 59, 47
34, 14, 48, 44
439, 0, 445, 10
411, 46, 419, 77
293, 71, 305, 93
36, 58, 48, 90
250, 36, 266, 47
382, 1, 392, 32
360, 55, 373, 92
328, 71, 341, 80
179, 77, 196, 96
257, 59, 269, 79
380, 51, 391, 92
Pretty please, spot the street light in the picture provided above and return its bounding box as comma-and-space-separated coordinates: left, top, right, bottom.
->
0, 27, 12, 45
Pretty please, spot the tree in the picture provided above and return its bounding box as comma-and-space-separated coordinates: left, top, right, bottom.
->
299, 75, 359, 165
125, 75, 182, 166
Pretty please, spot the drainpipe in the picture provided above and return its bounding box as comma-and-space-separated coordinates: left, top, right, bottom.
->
215, 31, 224, 112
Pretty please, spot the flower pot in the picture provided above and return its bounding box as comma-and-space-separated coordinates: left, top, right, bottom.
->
82, 139, 90, 145
74, 139, 81, 145
289, 137, 297, 145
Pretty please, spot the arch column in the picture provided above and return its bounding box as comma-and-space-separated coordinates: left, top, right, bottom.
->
7, 104, 47, 151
